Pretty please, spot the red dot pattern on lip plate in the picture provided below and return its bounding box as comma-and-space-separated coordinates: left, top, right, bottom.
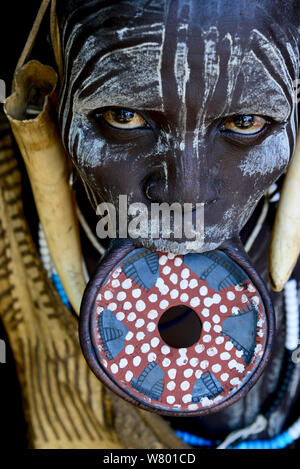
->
91, 251, 267, 413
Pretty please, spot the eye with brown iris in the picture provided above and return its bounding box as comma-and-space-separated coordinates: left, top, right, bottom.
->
102, 108, 148, 129
222, 115, 268, 135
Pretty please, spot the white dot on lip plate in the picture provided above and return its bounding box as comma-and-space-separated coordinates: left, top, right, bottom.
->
136, 331, 145, 341
108, 302, 117, 311
241, 294, 248, 303
181, 268, 190, 279
189, 278, 198, 288
125, 371, 133, 382
195, 343, 204, 353
180, 279, 188, 289
125, 344, 134, 355
203, 334, 211, 343
190, 297, 200, 307
148, 352, 157, 362
180, 293, 189, 302
135, 318, 145, 328
168, 368, 177, 379
136, 300, 146, 312
133, 356, 141, 367
201, 308, 210, 318
188, 404, 199, 411
220, 352, 231, 360
174, 257, 183, 267
160, 299, 169, 309
213, 294, 221, 304
151, 337, 160, 347
117, 291, 126, 301
163, 265, 171, 275
110, 363, 118, 374
147, 322, 156, 332
148, 309, 158, 319
167, 395, 175, 404
170, 289, 179, 299
200, 360, 209, 369
212, 314, 220, 323
127, 312, 136, 322
148, 293, 158, 303
161, 345, 170, 355
215, 336, 224, 345
167, 381, 176, 391
141, 343, 150, 353
226, 291, 235, 300
184, 368, 193, 378
132, 288, 141, 298
230, 377, 240, 386
204, 297, 213, 307
125, 331, 134, 340
119, 358, 128, 368
122, 279, 132, 289
170, 273, 178, 285
124, 301, 132, 310
162, 358, 171, 367
199, 286, 208, 296
219, 304, 227, 313
207, 347, 217, 357
111, 279, 120, 288
221, 373, 229, 382
104, 290, 113, 300
182, 394, 192, 403
190, 357, 199, 367
180, 381, 190, 391
159, 255, 168, 265
212, 363, 221, 373
225, 341, 234, 351
116, 312, 125, 321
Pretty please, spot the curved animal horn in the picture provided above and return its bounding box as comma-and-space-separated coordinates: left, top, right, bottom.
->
269, 135, 300, 291
4, 60, 86, 314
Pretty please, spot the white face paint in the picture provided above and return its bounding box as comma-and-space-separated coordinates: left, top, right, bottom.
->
59, 1, 299, 252
239, 131, 290, 177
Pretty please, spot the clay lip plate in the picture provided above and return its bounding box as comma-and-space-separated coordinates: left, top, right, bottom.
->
79, 240, 275, 417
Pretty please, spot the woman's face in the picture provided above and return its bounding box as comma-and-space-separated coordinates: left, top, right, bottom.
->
58, 0, 299, 253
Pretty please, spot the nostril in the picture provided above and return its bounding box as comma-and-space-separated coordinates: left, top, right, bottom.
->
143, 174, 167, 203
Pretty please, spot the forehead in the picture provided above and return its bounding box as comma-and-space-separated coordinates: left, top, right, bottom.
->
62, 0, 298, 122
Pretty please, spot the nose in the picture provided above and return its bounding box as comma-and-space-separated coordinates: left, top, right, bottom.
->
143, 152, 219, 206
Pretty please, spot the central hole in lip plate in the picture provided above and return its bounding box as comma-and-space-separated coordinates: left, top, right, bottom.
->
158, 305, 202, 349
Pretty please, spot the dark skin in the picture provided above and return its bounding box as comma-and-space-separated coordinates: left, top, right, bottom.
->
57, 0, 300, 438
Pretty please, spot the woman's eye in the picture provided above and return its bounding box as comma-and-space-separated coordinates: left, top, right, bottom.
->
102, 108, 147, 129
222, 115, 268, 135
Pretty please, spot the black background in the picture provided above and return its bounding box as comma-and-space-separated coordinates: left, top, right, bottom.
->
0, 1, 44, 449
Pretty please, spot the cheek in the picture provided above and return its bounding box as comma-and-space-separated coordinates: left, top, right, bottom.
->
238, 130, 291, 181
65, 113, 171, 200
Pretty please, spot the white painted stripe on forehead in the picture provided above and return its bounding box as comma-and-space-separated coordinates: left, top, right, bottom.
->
238, 49, 291, 121
251, 29, 294, 93
75, 42, 165, 111
223, 33, 243, 113
193, 27, 220, 157
157, 25, 166, 103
